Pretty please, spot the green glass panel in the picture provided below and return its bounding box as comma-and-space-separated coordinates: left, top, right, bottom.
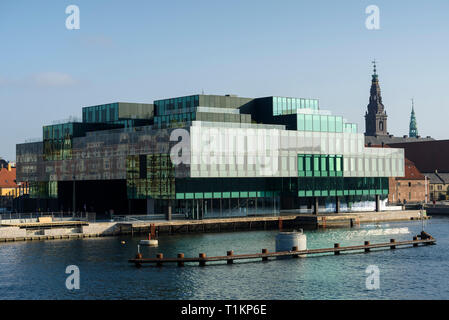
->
240, 191, 248, 198
298, 155, 305, 174
249, 191, 257, 197
336, 156, 342, 172
313, 156, 320, 172
305, 114, 313, 131
213, 192, 222, 199
297, 114, 305, 131
231, 192, 240, 198
176, 193, 185, 199
185, 193, 194, 199
273, 97, 278, 115
321, 156, 327, 172
328, 116, 336, 132
305, 155, 312, 171
204, 192, 213, 199
312, 115, 320, 132
194, 192, 204, 199
335, 116, 343, 132
320, 115, 328, 132
222, 192, 231, 198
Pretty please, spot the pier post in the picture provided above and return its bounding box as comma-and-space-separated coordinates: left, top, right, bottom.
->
313, 197, 319, 215
156, 253, 163, 267
390, 239, 396, 249
199, 253, 206, 266
135, 252, 142, 268
335, 196, 340, 214
292, 246, 298, 258
334, 243, 340, 255
167, 201, 172, 221
413, 236, 418, 247
227, 250, 234, 264
177, 253, 184, 267
375, 195, 380, 212
262, 248, 268, 261
364, 241, 370, 252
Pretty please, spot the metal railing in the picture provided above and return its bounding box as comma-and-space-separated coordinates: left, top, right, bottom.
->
0, 212, 95, 224
113, 214, 185, 222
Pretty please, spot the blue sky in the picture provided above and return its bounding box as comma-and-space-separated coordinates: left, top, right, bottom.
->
1, 0, 449, 161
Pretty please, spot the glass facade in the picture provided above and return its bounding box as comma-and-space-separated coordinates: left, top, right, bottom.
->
17, 93, 405, 218
297, 154, 343, 177
126, 154, 175, 200
83, 103, 119, 123
297, 114, 357, 133
29, 181, 58, 199
273, 97, 319, 116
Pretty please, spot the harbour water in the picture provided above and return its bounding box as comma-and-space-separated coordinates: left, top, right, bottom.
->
1, 217, 448, 300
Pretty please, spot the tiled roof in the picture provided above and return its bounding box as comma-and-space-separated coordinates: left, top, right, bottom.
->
0, 167, 18, 188
399, 158, 425, 180
424, 172, 449, 184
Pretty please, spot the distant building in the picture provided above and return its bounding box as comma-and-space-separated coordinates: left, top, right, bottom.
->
425, 171, 449, 201
388, 140, 449, 201
364, 62, 433, 145
366, 145, 427, 204
0, 163, 18, 197
0, 163, 29, 211
388, 158, 428, 204
16, 94, 405, 217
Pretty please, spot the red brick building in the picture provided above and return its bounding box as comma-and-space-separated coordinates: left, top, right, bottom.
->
388, 158, 428, 204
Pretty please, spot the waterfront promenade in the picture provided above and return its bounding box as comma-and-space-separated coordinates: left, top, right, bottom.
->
0, 210, 428, 242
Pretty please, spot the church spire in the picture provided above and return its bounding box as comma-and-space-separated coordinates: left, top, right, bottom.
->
372, 59, 378, 78
365, 60, 388, 136
409, 99, 418, 138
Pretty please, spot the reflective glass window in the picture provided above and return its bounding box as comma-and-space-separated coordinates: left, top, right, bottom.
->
335, 116, 343, 132
305, 115, 313, 131
328, 116, 336, 132
297, 114, 305, 131
320, 115, 328, 132
312, 115, 320, 132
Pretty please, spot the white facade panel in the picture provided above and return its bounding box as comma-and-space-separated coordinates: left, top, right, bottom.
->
190, 121, 404, 178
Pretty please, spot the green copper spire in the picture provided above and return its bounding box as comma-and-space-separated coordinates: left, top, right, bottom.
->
409, 99, 418, 138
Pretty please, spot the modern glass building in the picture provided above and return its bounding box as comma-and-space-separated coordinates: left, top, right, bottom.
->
16, 94, 404, 218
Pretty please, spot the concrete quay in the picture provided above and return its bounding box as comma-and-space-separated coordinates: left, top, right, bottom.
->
118, 210, 428, 235
0, 210, 428, 242
0, 222, 120, 243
